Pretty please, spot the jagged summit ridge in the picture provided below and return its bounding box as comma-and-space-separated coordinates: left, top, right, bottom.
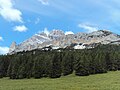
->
9, 30, 120, 54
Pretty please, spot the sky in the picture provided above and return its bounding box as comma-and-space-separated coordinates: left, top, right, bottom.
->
0, 0, 120, 54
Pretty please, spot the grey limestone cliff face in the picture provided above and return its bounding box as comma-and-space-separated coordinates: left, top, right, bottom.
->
8, 30, 120, 54
9, 42, 17, 54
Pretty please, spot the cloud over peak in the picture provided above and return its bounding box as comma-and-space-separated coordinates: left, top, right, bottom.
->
14, 25, 28, 32
0, 0, 23, 22
78, 24, 98, 33
43, 28, 50, 36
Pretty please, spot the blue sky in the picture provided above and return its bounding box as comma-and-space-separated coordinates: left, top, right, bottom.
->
0, 0, 120, 54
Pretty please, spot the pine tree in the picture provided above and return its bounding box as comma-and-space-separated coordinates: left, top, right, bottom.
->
107, 52, 118, 71
49, 53, 62, 78
94, 52, 107, 73
0, 56, 4, 78
62, 52, 73, 76
74, 52, 89, 76
88, 52, 96, 74
0, 56, 11, 78
10, 55, 21, 79
116, 52, 120, 70
33, 55, 44, 78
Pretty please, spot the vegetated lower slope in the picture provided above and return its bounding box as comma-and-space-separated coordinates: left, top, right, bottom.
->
0, 44, 120, 79
0, 71, 120, 90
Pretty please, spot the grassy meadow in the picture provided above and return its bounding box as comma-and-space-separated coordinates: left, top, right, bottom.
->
0, 71, 120, 90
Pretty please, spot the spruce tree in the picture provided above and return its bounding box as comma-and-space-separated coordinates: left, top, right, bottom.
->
62, 52, 73, 76
49, 53, 62, 78
74, 52, 89, 76
33, 55, 44, 78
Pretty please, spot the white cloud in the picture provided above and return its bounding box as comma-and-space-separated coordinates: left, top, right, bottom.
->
43, 28, 49, 36
65, 31, 74, 35
0, 46, 9, 55
35, 18, 40, 24
0, 0, 23, 22
38, 28, 50, 36
78, 24, 98, 33
0, 36, 3, 41
38, 0, 49, 5
14, 25, 28, 32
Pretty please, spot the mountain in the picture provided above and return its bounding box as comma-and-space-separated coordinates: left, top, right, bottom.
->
9, 30, 120, 54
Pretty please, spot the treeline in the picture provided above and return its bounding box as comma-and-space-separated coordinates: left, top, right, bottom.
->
0, 44, 120, 79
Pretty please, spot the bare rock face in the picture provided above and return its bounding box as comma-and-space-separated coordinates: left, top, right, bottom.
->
9, 42, 17, 54
49, 30, 65, 36
8, 30, 120, 54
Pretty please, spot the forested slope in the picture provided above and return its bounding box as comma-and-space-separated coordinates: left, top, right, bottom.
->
0, 44, 120, 79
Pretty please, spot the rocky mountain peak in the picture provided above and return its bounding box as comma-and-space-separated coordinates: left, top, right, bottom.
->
8, 30, 120, 54
38, 32, 48, 37
89, 30, 112, 36
9, 41, 17, 54
49, 30, 65, 36
98, 30, 112, 35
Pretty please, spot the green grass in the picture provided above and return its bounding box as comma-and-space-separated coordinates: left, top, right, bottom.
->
0, 71, 120, 90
